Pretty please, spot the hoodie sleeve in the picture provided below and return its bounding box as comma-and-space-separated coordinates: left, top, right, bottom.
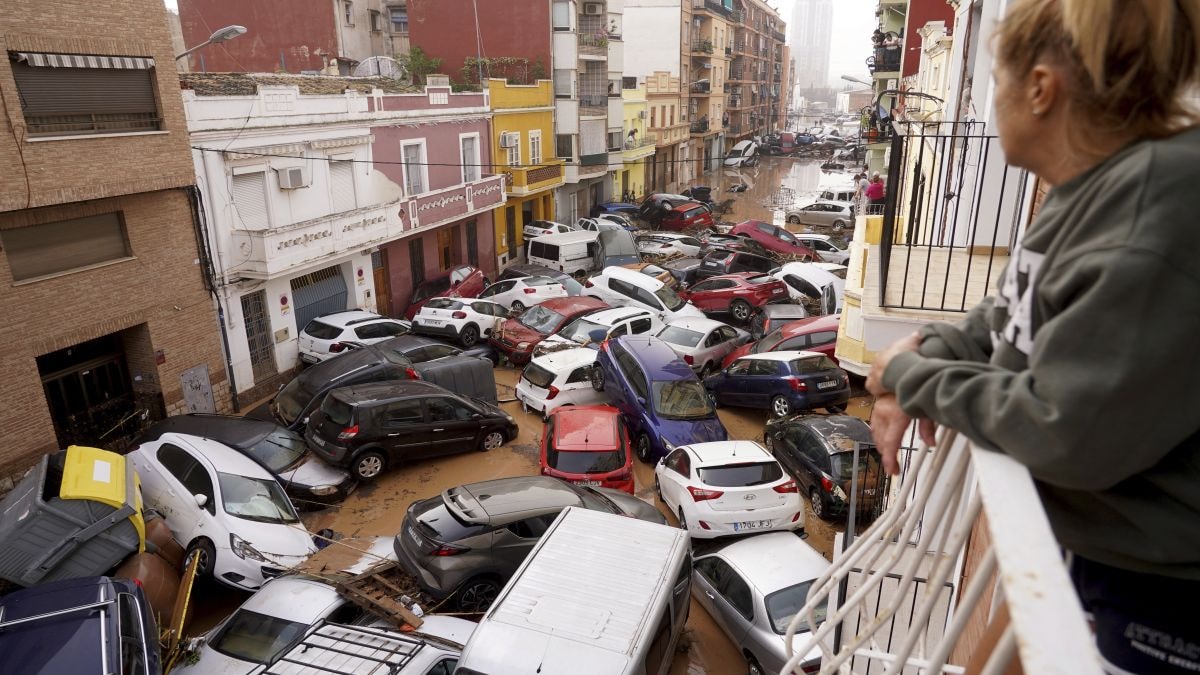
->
910, 296, 996, 363
880, 247, 1200, 491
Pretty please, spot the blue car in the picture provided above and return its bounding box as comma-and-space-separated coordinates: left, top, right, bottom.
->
705, 351, 850, 418
593, 201, 640, 217
592, 334, 728, 463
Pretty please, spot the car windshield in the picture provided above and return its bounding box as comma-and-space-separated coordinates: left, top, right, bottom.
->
791, 356, 840, 373
303, 320, 341, 340
412, 277, 451, 303
697, 461, 783, 487
521, 363, 556, 389
652, 380, 715, 420
547, 448, 626, 474
245, 430, 308, 472
658, 325, 704, 348
424, 298, 461, 310
655, 286, 686, 311
765, 581, 828, 634
218, 473, 300, 524
557, 316, 607, 344
753, 326, 789, 354
274, 377, 314, 425
519, 304, 567, 333
210, 610, 309, 664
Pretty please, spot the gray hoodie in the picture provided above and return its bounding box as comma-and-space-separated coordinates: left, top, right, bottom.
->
882, 127, 1200, 580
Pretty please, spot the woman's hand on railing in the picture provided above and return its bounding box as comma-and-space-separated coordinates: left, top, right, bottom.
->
866, 332, 921, 395
868, 333, 938, 473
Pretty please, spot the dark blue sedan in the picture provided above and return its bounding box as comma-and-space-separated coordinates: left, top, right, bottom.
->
592, 334, 729, 462
705, 351, 850, 417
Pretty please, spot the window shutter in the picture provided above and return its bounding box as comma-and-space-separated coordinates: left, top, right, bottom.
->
11, 63, 159, 135
329, 161, 356, 212
231, 173, 269, 229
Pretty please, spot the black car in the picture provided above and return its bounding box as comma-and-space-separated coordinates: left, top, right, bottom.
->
693, 249, 776, 282
697, 231, 771, 259
305, 381, 518, 481
135, 414, 355, 507
660, 257, 705, 287
636, 193, 693, 225
750, 303, 810, 340
763, 414, 885, 522
496, 263, 585, 296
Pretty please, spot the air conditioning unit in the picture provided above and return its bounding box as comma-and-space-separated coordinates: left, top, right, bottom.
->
499, 132, 520, 148
638, 110, 647, 119
275, 166, 308, 189
583, 3, 603, 16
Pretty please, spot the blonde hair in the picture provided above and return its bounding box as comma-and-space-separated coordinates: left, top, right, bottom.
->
996, 0, 1200, 149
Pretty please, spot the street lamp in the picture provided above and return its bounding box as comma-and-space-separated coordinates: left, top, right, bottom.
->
175, 25, 247, 61
840, 74, 872, 87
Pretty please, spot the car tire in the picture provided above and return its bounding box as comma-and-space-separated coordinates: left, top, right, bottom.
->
457, 577, 502, 613
635, 433, 654, 464
481, 430, 505, 452
589, 365, 605, 392
185, 538, 216, 578
833, 220, 847, 232
826, 403, 847, 413
511, 300, 525, 312
810, 487, 830, 521
786, 215, 801, 224
730, 300, 753, 323
771, 395, 792, 418
351, 451, 386, 482
459, 324, 480, 347
746, 654, 766, 675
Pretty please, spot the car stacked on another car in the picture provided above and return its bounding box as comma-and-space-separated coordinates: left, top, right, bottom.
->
540, 405, 634, 494
475, 276, 568, 311
622, 261, 682, 289
723, 314, 842, 367
698, 231, 772, 258
490, 295, 609, 365
772, 262, 844, 315
706, 351, 850, 418
404, 265, 488, 320
764, 414, 884, 522
584, 266, 704, 322
636, 193, 693, 225
298, 311, 410, 364
678, 272, 790, 323
694, 249, 776, 283
411, 297, 510, 347
655, 317, 749, 376
523, 220, 576, 240
495, 263, 585, 296
516, 347, 609, 420
660, 202, 716, 232
794, 233, 850, 265
749, 304, 810, 341
537, 306, 662, 353
728, 221, 818, 260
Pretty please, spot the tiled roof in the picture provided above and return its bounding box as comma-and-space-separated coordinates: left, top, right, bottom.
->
180, 72, 418, 96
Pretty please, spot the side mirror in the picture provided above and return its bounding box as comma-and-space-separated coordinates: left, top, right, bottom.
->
472, 413, 483, 420
194, 494, 208, 508
636, 396, 647, 407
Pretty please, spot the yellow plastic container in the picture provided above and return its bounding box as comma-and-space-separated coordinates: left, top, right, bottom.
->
60, 445, 146, 553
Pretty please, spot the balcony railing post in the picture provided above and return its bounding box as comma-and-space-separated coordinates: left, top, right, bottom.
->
878, 127, 905, 307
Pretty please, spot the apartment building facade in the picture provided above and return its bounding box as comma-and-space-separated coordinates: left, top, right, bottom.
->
618, 82, 656, 199
0, 0, 230, 484
687, 0, 733, 176
728, 0, 787, 143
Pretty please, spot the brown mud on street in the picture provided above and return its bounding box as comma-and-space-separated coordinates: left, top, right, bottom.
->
681, 155, 858, 226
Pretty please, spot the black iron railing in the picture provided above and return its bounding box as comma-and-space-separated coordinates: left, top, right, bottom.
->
879, 121, 1029, 312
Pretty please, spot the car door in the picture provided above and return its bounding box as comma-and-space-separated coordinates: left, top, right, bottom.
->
478, 280, 517, 307
657, 448, 692, 513
469, 301, 508, 336
354, 321, 408, 345
774, 426, 808, 485
715, 359, 752, 405
746, 359, 784, 407
687, 278, 732, 312
490, 513, 558, 575
150, 442, 217, 545
793, 427, 830, 492
378, 399, 433, 460
614, 348, 653, 432
694, 557, 754, 645
425, 396, 481, 455
632, 285, 668, 318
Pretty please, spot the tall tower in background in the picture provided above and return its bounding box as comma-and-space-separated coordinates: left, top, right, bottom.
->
789, 0, 833, 89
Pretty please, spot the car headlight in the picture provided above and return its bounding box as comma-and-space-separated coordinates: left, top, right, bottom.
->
832, 485, 848, 501
309, 485, 339, 496
517, 341, 531, 349
230, 533, 268, 562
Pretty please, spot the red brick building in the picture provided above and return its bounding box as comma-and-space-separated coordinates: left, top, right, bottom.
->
406, 0, 552, 84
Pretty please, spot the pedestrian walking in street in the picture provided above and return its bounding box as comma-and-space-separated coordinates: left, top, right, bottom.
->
865, 0, 1200, 672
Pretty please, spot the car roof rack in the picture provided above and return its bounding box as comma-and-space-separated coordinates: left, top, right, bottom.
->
254, 620, 428, 675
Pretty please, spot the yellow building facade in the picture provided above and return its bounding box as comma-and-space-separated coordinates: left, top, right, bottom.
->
488, 78, 565, 269
618, 84, 655, 201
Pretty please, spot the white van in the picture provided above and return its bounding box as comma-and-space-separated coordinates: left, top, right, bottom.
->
527, 230, 600, 277
455, 507, 692, 675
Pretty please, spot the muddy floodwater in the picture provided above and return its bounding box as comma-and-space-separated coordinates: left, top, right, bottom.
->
697, 154, 860, 227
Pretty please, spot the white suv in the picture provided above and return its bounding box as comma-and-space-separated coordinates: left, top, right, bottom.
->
536, 306, 662, 354
298, 311, 410, 364
411, 297, 510, 347
584, 266, 704, 322
793, 233, 850, 264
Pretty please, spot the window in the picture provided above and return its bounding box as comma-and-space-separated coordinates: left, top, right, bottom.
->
343, 1, 354, 25
750, 359, 782, 376
2, 212, 132, 282
552, 0, 571, 30
353, 322, 406, 340
401, 141, 427, 195
529, 130, 543, 165
117, 593, 147, 674
607, 130, 621, 151
650, 107, 656, 127
553, 69, 573, 98
329, 160, 356, 212
409, 239, 425, 287
460, 134, 480, 182
665, 448, 690, 477
726, 360, 751, 376
504, 131, 521, 167
428, 397, 473, 421
232, 172, 269, 228
622, 76, 637, 89
555, 134, 573, 159
426, 660, 457, 675
389, 6, 408, 33
384, 400, 424, 425
370, 9, 383, 30
506, 514, 556, 539
10, 55, 160, 137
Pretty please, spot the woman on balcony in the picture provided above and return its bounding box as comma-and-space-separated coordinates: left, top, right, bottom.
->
866, 1, 1200, 673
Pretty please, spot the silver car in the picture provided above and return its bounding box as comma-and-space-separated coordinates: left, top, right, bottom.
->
655, 317, 749, 376
785, 200, 855, 230
637, 232, 704, 259
692, 531, 830, 675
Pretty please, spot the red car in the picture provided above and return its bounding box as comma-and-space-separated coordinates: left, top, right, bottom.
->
678, 272, 790, 323
722, 313, 842, 367
404, 265, 488, 320
728, 220, 818, 260
540, 405, 634, 494
660, 202, 716, 232
490, 296, 608, 364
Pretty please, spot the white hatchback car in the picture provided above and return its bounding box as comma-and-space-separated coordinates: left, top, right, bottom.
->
128, 432, 317, 590
536, 306, 662, 354
515, 347, 609, 419
655, 441, 804, 540
576, 217, 627, 233
298, 311, 410, 364
477, 276, 568, 311
772, 262, 844, 315
793, 234, 850, 265
523, 220, 575, 240
585, 266, 705, 322
637, 232, 704, 259
655, 317, 749, 376
411, 296, 510, 347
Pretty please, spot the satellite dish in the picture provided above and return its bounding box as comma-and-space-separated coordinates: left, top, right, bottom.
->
353, 56, 409, 81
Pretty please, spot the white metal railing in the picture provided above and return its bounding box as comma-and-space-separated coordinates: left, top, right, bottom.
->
782, 428, 1104, 675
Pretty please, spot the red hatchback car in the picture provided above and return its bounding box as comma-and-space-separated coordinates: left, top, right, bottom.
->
722, 313, 842, 367
540, 405, 634, 494
660, 202, 716, 232
404, 265, 488, 319
490, 295, 608, 364
678, 272, 790, 323
728, 220, 819, 260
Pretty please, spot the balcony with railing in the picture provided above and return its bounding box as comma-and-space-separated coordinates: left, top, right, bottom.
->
502, 159, 565, 196
621, 136, 656, 162
578, 15, 609, 59
690, 79, 711, 95
689, 117, 710, 135
690, 38, 715, 55
692, 0, 733, 18
869, 45, 903, 75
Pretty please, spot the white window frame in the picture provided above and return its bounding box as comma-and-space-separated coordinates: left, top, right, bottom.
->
329, 154, 358, 212
400, 140, 429, 196
529, 130, 543, 166
504, 130, 521, 167
459, 132, 481, 183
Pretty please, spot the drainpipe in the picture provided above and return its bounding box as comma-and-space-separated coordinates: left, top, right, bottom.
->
186, 185, 240, 413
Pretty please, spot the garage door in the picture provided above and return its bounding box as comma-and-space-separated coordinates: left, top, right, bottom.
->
290, 265, 348, 331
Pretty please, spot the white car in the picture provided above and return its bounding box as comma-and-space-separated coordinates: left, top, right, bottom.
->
576, 217, 627, 233
655, 441, 804, 540
725, 140, 759, 167
411, 297, 509, 347
772, 262, 844, 315
176, 574, 475, 674
655, 317, 749, 376
814, 261, 848, 279
793, 234, 850, 265
298, 311, 410, 364
585, 266, 705, 321
128, 432, 317, 591
536, 306, 662, 354
523, 220, 575, 240
637, 232, 704, 258
515, 347, 609, 419
477, 276, 569, 311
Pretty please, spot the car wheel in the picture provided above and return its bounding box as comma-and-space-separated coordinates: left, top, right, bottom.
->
746, 654, 766, 675
810, 487, 829, 521
730, 300, 753, 323
185, 538, 216, 577
832, 220, 847, 232
351, 451, 386, 481
635, 433, 654, 463
459, 324, 480, 347
786, 215, 801, 224
677, 508, 688, 533
826, 403, 847, 413
481, 430, 505, 452
457, 577, 502, 613
511, 300, 525, 312
771, 395, 792, 418
589, 365, 605, 392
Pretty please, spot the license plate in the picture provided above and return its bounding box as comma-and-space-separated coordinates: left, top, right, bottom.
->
772, 288, 784, 294
422, 319, 443, 326
574, 480, 601, 487
733, 520, 772, 532
817, 380, 837, 390
407, 526, 420, 546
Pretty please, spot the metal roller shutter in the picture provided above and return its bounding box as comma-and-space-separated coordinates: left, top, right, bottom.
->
290, 266, 349, 331
231, 173, 269, 229
329, 161, 356, 212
